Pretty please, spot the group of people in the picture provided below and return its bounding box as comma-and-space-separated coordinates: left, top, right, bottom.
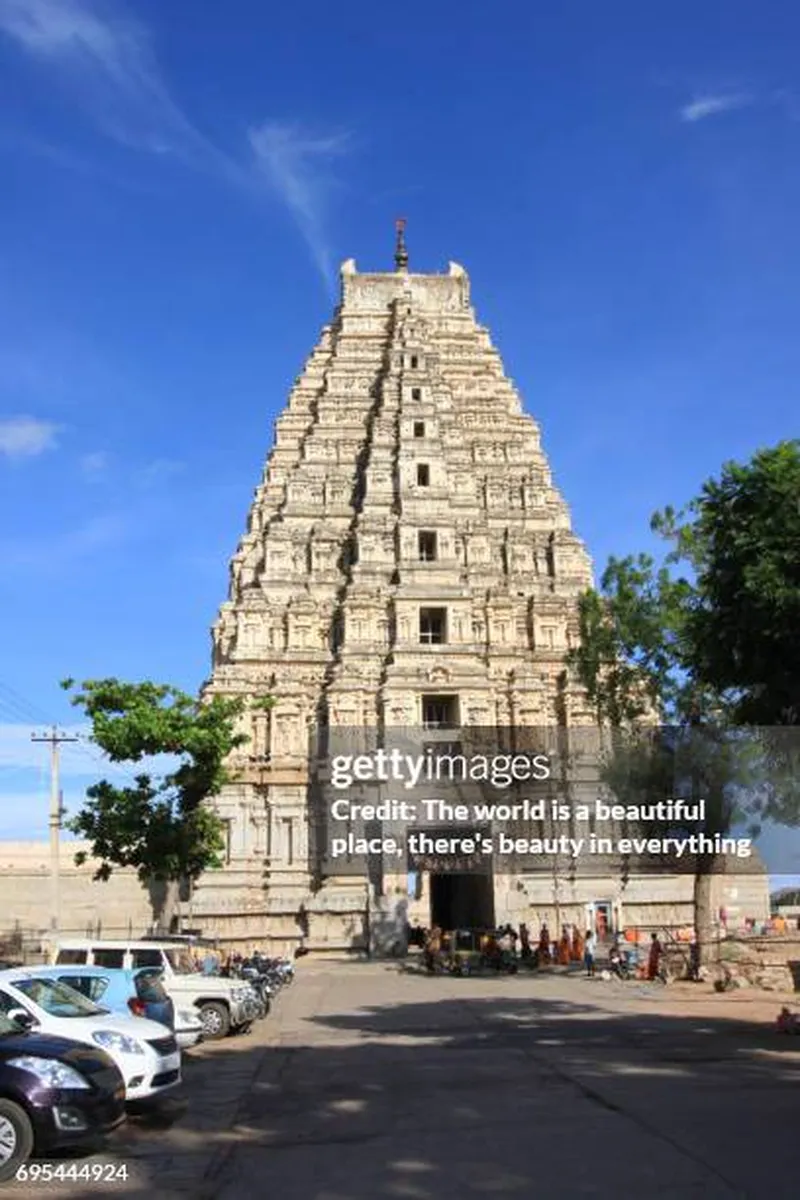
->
519, 922, 592, 969
608, 932, 666, 981
421, 920, 670, 981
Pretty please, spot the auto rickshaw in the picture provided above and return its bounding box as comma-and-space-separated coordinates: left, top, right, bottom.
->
442, 929, 483, 975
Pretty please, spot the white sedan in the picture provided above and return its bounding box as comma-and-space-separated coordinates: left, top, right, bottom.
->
0, 970, 181, 1103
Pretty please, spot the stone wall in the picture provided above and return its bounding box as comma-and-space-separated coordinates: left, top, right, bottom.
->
0, 841, 155, 960
0, 835, 772, 963
718, 935, 800, 992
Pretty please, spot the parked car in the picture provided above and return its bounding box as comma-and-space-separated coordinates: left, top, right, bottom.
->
54, 940, 262, 1040
0, 1011, 125, 1181
27, 966, 202, 1050
0, 970, 181, 1104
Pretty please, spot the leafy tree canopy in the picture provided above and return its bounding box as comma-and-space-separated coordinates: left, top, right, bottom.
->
567, 442, 800, 929
571, 439, 800, 732
654, 439, 800, 726
60, 678, 267, 884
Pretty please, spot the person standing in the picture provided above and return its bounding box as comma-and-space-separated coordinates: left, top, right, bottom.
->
584, 929, 596, 977
424, 925, 442, 973
647, 932, 663, 981
538, 923, 551, 963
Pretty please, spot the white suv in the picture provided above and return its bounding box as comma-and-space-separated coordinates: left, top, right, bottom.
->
53, 941, 260, 1041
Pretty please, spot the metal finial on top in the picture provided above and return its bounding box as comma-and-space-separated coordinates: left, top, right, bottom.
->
394, 218, 409, 271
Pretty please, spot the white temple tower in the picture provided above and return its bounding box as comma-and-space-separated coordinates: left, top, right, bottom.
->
193, 225, 598, 949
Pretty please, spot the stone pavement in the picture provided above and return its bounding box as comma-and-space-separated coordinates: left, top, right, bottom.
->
14, 961, 800, 1199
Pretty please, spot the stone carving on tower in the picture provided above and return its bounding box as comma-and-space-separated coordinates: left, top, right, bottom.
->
194, 225, 595, 945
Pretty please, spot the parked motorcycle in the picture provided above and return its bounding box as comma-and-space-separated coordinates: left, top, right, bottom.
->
608, 947, 631, 979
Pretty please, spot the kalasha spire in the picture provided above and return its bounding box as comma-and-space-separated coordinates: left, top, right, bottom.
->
394, 218, 409, 271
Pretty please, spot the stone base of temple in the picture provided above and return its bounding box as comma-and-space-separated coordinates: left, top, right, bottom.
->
185, 867, 372, 953
183, 856, 770, 955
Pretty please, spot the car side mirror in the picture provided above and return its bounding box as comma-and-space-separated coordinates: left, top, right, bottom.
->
8, 1009, 36, 1030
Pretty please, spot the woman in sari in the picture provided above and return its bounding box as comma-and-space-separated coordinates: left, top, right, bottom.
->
647, 932, 663, 981
571, 927, 584, 962
538, 923, 551, 963
557, 928, 571, 965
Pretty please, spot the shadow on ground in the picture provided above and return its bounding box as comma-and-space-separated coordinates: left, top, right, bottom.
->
34, 966, 800, 1199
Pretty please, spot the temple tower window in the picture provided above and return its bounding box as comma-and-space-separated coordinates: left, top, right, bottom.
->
419, 607, 447, 644
418, 531, 438, 561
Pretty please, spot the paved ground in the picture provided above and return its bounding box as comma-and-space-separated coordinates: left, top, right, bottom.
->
14, 960, 800, 1199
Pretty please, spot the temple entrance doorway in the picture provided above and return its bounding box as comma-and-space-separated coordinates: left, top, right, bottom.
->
429, 872, 495, 930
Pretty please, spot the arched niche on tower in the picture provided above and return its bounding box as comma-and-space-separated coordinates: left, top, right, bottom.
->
287, 597, 322, 650
270, 704, 307, 757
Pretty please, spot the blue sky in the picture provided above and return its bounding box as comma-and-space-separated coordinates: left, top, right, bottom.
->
0, 0, 798, 874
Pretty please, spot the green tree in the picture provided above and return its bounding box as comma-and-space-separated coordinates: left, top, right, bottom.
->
569, 441, 800, 965
569, 557, 734, 964
654, 439, 800, 726
61, 678, 269, 927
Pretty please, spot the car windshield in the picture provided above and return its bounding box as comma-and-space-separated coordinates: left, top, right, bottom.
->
165, 948, 196, 975
14, 976, 106, 1018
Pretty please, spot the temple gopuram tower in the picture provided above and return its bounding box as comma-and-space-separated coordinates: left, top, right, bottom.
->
193, 226, 596, 948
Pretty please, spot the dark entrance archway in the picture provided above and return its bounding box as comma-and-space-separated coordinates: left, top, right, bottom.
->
430, 872, 495, 930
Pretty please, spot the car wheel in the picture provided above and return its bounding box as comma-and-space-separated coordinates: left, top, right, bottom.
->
198, 1001, 231, 1040
0, 1099, 35, 1183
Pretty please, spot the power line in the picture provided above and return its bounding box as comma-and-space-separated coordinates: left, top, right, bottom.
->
0, 679, 177, 851
0, 681, 52, 723
0, 678, 142, 790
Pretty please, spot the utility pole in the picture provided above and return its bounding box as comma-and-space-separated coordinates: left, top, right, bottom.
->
31, 726, 79, 941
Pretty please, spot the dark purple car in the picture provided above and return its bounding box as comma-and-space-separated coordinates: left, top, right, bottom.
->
0, 1013, 125, 1181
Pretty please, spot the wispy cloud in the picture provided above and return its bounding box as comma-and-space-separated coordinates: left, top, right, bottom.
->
680, 93, 752, 123
249, 122, 352, 284
78, 450, 110, 478
0, 415, 59, 458
0, 0, 208, 160
0, 0, 352, 281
